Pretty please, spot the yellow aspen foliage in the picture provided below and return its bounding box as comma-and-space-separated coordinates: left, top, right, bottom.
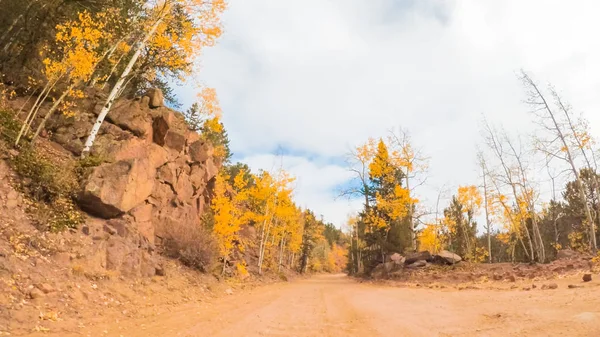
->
44, 10, 113, 84
356, 137, 377, 164
369, 139, 395, 184
418, 224, 443, 253
457, 185, 482, 214
211, 172, 241, 260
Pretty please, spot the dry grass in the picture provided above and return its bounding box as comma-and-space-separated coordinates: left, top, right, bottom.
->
162, 221, 217, 272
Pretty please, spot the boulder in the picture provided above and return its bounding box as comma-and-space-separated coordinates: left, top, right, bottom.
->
137, 219, 155, 246
157, 163, 176, 185
189, 164, 207, 191
406, 260, 427, 268
405, 251, 432, 265
106, 236, 156, 277
145, 88, 164, 108
105, 218, 130, 237
434, 250, 462, 265
155, 265, 166, 276
371, 264, 385, 279
129, 203, 153, 223
205, 158, 219, 182
150, 182, 177, 207
175, 171, 194, 203
152, 115, 170, 145
541, 283, 558, 290
583, 274, 592, 282
186, 130, 201, 144
163, 130, 186, 152
102, 100, 153, 138
29, 288, 45, 299
79, 158, 156, 218
112, 139, 169, 170
36, 283, 56, 294
189, 140, 213, 163
390, 253, 405, 264
556, 249, 579, 260
151, 204, 200, 244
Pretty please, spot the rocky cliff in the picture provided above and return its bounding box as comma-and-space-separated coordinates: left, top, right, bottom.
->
38, 89, 220, 277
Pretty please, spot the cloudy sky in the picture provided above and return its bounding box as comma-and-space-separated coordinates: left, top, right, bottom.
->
177, 0, 600, 228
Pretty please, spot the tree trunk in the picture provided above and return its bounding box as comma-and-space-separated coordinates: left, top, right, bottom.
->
523, 72, 597, 251
15, 79, 56, 145
31, 83, 74, 143
482, 169, 492, 263
406, 175, 416, 250
81, 11, 167, 157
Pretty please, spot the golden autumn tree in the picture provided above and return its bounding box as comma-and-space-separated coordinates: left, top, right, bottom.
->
185, 87, 231, 162
482, 119, 545, 262
244, 169, 296, 274
82, 0, 227, 156
363, 139, 414, 263
417, 223, 443, 254
211, 169, 251, 275
441, 185, 482, 260
15, 10, 116, 145
388, 128, 428, 250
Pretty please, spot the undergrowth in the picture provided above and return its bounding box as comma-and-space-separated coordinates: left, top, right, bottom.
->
0, 109, 85, 231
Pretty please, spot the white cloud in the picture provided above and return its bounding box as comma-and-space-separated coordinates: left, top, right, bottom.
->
177, 0, 600, 227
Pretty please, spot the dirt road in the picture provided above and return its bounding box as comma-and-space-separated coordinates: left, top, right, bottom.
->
41, 274, 600, 337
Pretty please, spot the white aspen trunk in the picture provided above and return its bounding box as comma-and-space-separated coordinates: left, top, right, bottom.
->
482, 168, 492, 263
31, 83, 74, 143
349, 227, 355, 273
221, 257, 227, 276
525, 74, 597, 251
17, 90, 36, 116
15, 80, 54, 145
258, 224, 272, 275
2, 27, 23, 54
560, 101, 599, 251
278, 236, 285, 272
257, 203, 271, 275
81, 12, 166, 157
0, 14, 24, 44
100, 52, 126, 89
406, 175, 416, 250
89, 42, 120, 87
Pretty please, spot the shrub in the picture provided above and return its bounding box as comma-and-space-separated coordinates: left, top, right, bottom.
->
28, 196, 85, 232
163, 221, 217, 272
0, 109, 20, 143
12, 146, 79, 202
75, 153, 106, 182
0, 111, 85, 231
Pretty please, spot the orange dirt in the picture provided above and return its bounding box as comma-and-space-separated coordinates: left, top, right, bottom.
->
25, 273, 600, 337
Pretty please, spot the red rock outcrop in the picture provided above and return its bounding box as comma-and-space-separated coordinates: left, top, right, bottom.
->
44, 88, 220, 277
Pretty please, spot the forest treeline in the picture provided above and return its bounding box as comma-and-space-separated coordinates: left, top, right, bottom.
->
343, 71, 600, 274
0, 0, 348, 278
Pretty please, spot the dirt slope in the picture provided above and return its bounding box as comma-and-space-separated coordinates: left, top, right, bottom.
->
28, 273, 600, 337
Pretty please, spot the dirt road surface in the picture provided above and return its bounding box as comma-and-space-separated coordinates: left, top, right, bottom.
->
38, 274, 600, 337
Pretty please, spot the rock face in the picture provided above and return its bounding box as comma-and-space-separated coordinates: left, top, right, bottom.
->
46, 88, 220, 278
79, 158, 156, 218
405, 251, 432, 265
435, 250, 462, 265
145, 88, 164, 108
